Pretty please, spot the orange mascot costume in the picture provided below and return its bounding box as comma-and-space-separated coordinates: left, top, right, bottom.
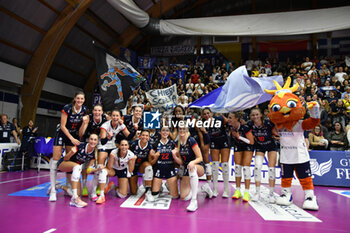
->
265, 77, 319, 210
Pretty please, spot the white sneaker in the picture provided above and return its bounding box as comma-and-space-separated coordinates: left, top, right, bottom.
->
186, 200, 198, 212
145, 190, 155, 202
268, 194, 276, 204
212, 188, 218, 197
222, 190, 229, 198
70, 197, 88, 208
49, 192, 57, 202
138, 185, 146, 194
251, 192, 261, 202
276, 190, 293, 206
302, 195, 319, 210
201, 183, 213, 199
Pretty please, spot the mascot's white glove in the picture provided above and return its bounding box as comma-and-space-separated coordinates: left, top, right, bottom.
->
307, 101, 320, 119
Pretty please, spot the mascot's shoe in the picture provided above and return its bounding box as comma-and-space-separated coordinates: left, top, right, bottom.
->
276, 190, 293, 206
302, 195, 319, 211
82, 186, 89, 197
268, 194, 276, 204
251, 192, 261, 202
232, 189, 242, 199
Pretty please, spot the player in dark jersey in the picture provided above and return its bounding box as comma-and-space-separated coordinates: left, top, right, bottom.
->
129, 130, 155, 201
58, 134, 101, 207
169, 105, 186, 140
249, 108, 278, 203
78, 104, 109, 197
79, 104, 109, 141
228, 112, 254, 202
149, 126, 182, 199
202, 108, 230, 198
177, 124, 210, 212
115, 105, 143, 144
49, 91, 87, 202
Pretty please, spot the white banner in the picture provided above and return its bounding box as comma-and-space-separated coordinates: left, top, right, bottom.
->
121, 192, 172, 210
146, 84, 178, 112
249, 185, 321, 222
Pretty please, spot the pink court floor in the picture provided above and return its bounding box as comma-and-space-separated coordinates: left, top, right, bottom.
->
0, 170, 349, 233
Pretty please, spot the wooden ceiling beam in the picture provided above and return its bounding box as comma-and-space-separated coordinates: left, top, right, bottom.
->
0, 38, 33, 55
38, 0, 110, 48
52, 62, 89, 79
20, 0, 93, 127
1, 5, 94, 61
0, 6, 46, 34
84, 0, 186, 93
0, 37, 90, 78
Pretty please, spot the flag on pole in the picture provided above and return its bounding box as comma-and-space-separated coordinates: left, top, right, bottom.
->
189, 66, 283, 112
94, 45, 143, 111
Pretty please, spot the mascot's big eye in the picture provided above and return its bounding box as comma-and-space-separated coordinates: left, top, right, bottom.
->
271, 104, 281, 112
287, 100, 297, 108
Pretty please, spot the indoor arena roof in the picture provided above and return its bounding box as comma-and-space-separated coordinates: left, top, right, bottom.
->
0, 0, 349, 90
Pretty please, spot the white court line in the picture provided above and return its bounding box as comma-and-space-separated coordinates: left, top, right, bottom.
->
44, 228, 56, 233
0, 174, 50, 184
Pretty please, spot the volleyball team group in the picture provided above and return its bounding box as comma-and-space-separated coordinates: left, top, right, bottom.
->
48, 91, 280, 212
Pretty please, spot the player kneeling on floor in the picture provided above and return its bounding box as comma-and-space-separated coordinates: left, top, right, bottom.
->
96, 140, 136, 204
177, 124, 209, 212
129, 130, 155, 202
58, 134, 100, 208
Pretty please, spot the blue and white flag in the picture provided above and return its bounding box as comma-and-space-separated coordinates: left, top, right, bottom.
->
189, 66, 283, 112
138, 56, 155, 69
319, 86, 339, 93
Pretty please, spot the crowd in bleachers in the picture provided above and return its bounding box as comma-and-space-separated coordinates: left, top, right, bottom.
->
129, 55, 350, 151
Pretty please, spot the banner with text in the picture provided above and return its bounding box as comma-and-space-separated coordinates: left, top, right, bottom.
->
309, 150, 350, 187
146, 84, 178, 112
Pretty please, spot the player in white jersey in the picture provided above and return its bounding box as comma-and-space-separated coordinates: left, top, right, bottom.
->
96, 140, 136, 204
90, 109, 130, 201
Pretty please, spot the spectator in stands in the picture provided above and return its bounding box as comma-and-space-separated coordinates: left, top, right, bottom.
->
191, 69, 200, 84
0, 114, 20, 144
340, 79, 349, 93
331, 76, 342, 91
186, 78, 194, 98
258, 68, 267, 77
308, 124, 328, 150
195, 79, 205, 95
342, 93, 350, 120
341, 85, 350, 99
335, 66, 346, 83
301, 57, 313, 71
327, 122, 348, 151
